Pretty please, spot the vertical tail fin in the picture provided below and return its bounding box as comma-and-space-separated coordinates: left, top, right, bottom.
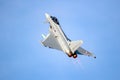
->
69, 40, 83, 53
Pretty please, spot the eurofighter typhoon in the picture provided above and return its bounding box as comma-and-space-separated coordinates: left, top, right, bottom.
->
41, 13, 96, 59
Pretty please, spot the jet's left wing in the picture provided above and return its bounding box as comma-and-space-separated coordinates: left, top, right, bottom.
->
76, 47, 96, 58
41, 30, 62, 51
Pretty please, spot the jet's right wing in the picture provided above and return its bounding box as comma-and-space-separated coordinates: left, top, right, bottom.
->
41, 29, 62, 51
76, 47, 96, 58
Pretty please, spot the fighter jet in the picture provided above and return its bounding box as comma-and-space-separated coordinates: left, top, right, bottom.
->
41, 13, 96, 59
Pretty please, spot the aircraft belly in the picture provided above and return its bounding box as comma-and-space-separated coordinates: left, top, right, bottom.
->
50, 20, 71, 54
56, 32, 70, 54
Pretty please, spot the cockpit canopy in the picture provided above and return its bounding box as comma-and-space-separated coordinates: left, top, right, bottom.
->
50, 16, 60, 25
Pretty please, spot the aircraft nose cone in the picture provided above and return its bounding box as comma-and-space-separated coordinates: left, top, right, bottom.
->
45, 13, 50, 18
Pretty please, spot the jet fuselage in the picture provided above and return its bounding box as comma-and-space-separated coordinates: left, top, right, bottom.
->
45, 13, 77, 58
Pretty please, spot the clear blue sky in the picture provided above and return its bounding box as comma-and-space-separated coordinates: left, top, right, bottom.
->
0, 0, 120, 80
